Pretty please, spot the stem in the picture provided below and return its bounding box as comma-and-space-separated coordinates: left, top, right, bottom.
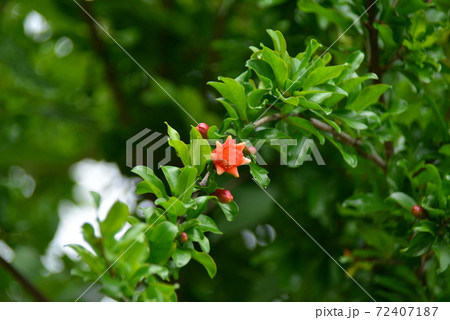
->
198, 172, 210, 187
255, 113, 387, 171
365, 0, 382, 84
0, 256, 49, 302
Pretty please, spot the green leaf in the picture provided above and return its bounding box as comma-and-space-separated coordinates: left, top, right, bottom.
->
176, 166, 198, 201
433, 237, 450, 273
172, 248, 192, 268
165, 122, 180, 140
249, 162, 270, 188
68, 244, 105, 275
387, 192, 416, 211
412, 220, 437, 236
297, 96, 331, 115
161, 166, 181, 195
90, 191, 101, 209
197, 235, 210, 253
197, 215, 223, 235
294, 84, 348, 97
325, 135, 357, 168
302, 65, 349, 89
132, 166, 167, 198
347, 84, 390, 111
287, 117, 325, 145
262, 46, 289, 88
296, 38, 322, 72
246, 59, 276, 87
218, 201, 239, 221
168, 140, 191, 166
438, 144, 450, 156
374, 23, 397, 51
186, 196, 215, 220
248, 89, 268, 108
267, 29, 287, 55
332, 110, 368, 130
100, 201, 129, 237
409, 10, 427, 41
297, 0, 352, 29
401, 232, 435, 257
155, 197, 193, 217
190, 250, 217, 278
148, 221, 178, 265
81, 223, 99, 254
216, 99, 239, 119
208, 77, 248, 120
130, 264, 169, 284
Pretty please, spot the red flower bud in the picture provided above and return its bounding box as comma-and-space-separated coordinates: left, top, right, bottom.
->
212, 188, 233, 204
411, 205, 426, 219
195, 123, 210, 139
211, 136, 251, 178
179, 232, 188, 243
245, 146, 257, 155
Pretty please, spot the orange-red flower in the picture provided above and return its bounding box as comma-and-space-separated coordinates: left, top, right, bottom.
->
211, 136, 251, 178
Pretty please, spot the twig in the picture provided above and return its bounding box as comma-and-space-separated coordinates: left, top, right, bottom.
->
0, 256, 49, 302
255, 113, 387, 171
365, 0, 382, 85
253, 113, 284, 128
198, 172, 211, 187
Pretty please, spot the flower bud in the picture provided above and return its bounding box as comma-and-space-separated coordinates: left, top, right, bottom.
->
245, 146, 257, 155
179, 232, 188, 243
411, 205, 426, 219
212, 189, 233, 204
195, 123, 210, 139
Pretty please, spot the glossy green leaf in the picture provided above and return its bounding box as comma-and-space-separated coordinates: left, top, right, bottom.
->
347, 84, 390, 111
249, 161, 270, 188
172, 248, 192, 268
208, 77, 248, 120
161, 166, 181, 195
287, 117, 325, 145
267, 29, 287, 56
190, 250, 217, 278
433, 237, 450, 273
148, 221, 178, 265
325, 135, 357, 168
176, 166, 198, 201
401, 232, 435, 257
132, 166, 167, 198
303, 65, 348, 89
218, 201, 239, 221
197, 215, 223, 235
262, 46, 289, 88
387, 192, 417, 211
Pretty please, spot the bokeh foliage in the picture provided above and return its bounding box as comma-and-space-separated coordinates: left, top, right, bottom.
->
0, 0, 449, 301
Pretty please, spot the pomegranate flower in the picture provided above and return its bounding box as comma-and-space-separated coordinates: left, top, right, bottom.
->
211, 136, 251, 178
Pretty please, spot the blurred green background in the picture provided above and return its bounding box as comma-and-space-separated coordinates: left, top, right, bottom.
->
1, 0, 449, 302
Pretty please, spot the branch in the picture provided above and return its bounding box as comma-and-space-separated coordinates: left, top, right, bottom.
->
0, 256, 49, 302
78, 2, 130, 125
255, 113, 387, 171
365, 0, 382, 84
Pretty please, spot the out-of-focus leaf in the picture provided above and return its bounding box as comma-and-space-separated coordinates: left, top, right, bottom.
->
401, 232, 435, 257
100, 201, 129, 237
